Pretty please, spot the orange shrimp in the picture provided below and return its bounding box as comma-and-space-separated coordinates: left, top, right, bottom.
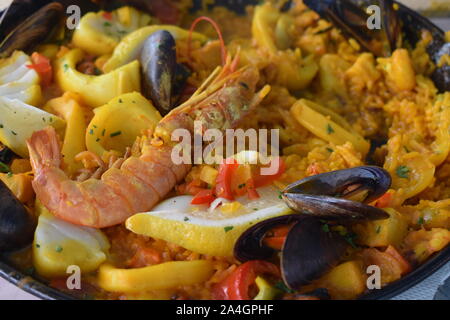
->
27, 58, 267, 228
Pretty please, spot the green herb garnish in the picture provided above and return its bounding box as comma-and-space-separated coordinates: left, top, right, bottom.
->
55, 246, 63, 253
417, 217, 424, 225
0, 162, 11, 174
224, 226, 234, 232
110, 131, 122, 137
274, 281, 295, 294
396, 165, 410, 179
326, 124, 334, 134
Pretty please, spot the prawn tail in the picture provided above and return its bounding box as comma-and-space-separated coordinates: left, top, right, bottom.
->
26, 126, 62, 173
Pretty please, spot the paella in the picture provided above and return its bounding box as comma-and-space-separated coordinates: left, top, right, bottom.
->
0, 0, 449, 300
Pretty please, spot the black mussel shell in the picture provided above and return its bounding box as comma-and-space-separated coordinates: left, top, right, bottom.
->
140, 30, 177, 116
0, 180, 36, 251
283, 166, 391, 204
303, 0, 399, 57
0, 2, 64, 58
234, 214, 304, 262
0, 146, 15, 165
281, 218, 347, 290
282, 194, 389, 221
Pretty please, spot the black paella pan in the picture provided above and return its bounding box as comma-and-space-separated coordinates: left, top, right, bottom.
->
0, 0, 449, 300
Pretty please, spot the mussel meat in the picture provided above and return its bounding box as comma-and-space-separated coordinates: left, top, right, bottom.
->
234, 214, 347, 290
282, 166, 391, 221
140, 30, 178, 116
0, 2, 64, 58
0, 180, 36, 251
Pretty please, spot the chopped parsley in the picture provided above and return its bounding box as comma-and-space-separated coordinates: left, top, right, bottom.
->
11, 130, 17, 136
0, 162, 11, 174
274, 281, 295, 294
184, 217, 190, 222
103, 21, 112, 27
326, 124, 334, 134
224, 226, 234, 232
110, 131, 122, 137
417, 217, 424, 225
326, 147, 334, 153
89, 129, 94, 135
278, 191, 283, 199
35, 244, 40, 248
63, 64, 69, 72
375, 225, 381, 234
396, 165, 410, 179
102, 129, 106, 136
0, 124, 3, 128
322, 224, 330, 233
118, 99, 123, 103
55, 245, 63, 253
96, 138, 100, 142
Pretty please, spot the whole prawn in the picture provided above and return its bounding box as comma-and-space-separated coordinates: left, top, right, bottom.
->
27, 56, 269, 228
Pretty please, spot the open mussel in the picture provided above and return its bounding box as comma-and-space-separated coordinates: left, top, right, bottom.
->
0, 180, 36, 251
303, 0, 400, 57
140, 30, 190, 116
303, 0, 449, 92
282, 166, 391, 221
234, 214, 347, 290
0, 2, 64, 58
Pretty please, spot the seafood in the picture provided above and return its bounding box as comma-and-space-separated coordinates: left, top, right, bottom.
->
281, 166, 391, 221
0, 179, 36, 251
235, 166, 392, 290
0, 2, 63, 58
303, 0, 449, 92
140, 30, 177, 116
26, 58, 264, 228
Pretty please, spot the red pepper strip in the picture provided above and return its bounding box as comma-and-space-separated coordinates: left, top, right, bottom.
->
191, 189, 216, 205
215, 159, 239, 200
212, 260, 280, 300
374, 192, 392, 208
188, 16, 227, 66
246, 178, 260, 200
26, 52, 53, 87
253, 157, 286, 188
102, 12, 113, 20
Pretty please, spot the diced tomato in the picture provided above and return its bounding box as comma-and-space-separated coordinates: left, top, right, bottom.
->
385, 245, 411, 275
212, 260, 280, 300
191, 189, 216, 205
374, 192, 392, 208
102, 12, 112, 20
27, 52, 53, 86
253, 157, 286, 188
215, 159, 239, 200
185, 179, 206, 196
